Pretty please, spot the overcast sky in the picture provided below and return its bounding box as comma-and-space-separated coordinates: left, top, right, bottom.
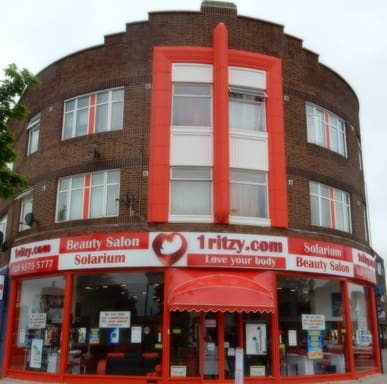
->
1, 0, 387, 262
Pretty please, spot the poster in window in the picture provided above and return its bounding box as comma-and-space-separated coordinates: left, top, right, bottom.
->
245, 323, 267, 355
109, 328, 119, 344
29, 339, 43, 368
89, 328, 100, 345
77, 327, 87, 344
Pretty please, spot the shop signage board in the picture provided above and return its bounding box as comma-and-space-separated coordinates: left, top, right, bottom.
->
9, 232, 376, 284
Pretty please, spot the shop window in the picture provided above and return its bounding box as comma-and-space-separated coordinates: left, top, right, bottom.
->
170, 311, 200, 377
68, 272, 163, 375
27, 114, 40, 155
306, 103, 347, 157
229, 88, 265, 132
9, 276, 65, 372
230, 169, 267, 219
62, 88, 124, 140
348, 283, 376, 371
19, 190, 33, 231
310, 181, 352, 233
277, 277, 348, 376
56, 170, 120, 222
172, 83, 212, 127
170, 167, 212, 217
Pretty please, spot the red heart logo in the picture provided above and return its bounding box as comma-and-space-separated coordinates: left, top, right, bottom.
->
152, 233, 187, 266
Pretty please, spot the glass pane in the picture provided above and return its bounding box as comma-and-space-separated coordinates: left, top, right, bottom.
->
112, 89, 124, 101
72, 176, 84, 190
173, 96, 211, 127
96, 91, 108, 104
204, 313, 219, 379
231, 169, 265, 184
57, 192, 68, 221
224, 313, 238, 379
59, 178, 70, 191
231, 183, 267, 217
69, 189, 82, 220
111, 101, 124, 130
171, 180, 211, 214
68, 272, 163, 375
90, 186, 104, 218
63, 112, 74, 139
29, 128, 39, 154
310, 195, 319, 225
75, 109, 88, 137
229, 97, 265, 131
309, 182, 318, 195
278, 277, 347, 376
91, 172, 105, 186
107, 170, 120, 184
95, 104, 108, 132
170, 311, 200, 377
106, 185, 119, 216
349, 283, 376, 371
174, 83, 210, 96
320, 198, 331, 227
77, 96, 89, 109
10, 276, 65, 372
65, 100, 75, 112
172, 167, 211, 180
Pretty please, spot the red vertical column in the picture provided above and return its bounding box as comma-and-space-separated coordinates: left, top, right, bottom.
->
213, 23, 230, 224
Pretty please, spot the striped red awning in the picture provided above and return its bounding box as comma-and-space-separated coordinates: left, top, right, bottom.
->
168, 269, 275, 313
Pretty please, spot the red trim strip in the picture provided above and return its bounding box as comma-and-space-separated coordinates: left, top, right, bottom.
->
329, 187, 336, 229
213, 23, 230, 224
88, 94, 96, 135
82, 175, 91, 219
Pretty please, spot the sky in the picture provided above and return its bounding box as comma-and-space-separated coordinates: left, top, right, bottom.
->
1, 0, 387, 262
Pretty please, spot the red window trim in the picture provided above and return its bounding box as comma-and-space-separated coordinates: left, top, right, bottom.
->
148, 22, 288, 228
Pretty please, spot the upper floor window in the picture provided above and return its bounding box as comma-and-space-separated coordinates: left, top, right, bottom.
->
229, 88, 266, 132
62, 88, 124, 140
19, 191, 33, 231
306, 103, 347, 157
310, 181, 351, 232
27, 114, 40, 155
172, 83, 212, 127
0, 216, 7, 247
56, 170, 120, 222
230, 169, 268, 218
170, 167, 212, 216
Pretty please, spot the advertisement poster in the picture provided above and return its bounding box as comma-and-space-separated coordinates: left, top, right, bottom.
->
245, 324, 267, 355
307, 331, 323, 359
109, 328, 119, 344
30, 338, 44, 368
29, 313, 47, 329
99, 311, 130, 328
89, 328, 100, 345
302, 314, 325, 331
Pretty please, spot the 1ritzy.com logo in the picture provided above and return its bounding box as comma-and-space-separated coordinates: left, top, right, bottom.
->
152, 233, 187, 266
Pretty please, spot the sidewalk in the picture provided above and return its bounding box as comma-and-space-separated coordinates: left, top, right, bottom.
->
1, 349, 387, 384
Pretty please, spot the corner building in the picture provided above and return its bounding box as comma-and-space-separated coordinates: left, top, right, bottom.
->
0, 2, 380, 383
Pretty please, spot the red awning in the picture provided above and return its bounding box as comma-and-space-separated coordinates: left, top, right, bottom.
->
168, 269, 275, 313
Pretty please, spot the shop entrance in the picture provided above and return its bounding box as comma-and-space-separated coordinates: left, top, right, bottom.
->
170, 310, 271, 380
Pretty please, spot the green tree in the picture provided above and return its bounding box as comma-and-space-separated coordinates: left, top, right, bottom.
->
0, 64, 40, 199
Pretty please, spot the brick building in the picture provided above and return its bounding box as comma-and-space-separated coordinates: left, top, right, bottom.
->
0, 2, 380, 383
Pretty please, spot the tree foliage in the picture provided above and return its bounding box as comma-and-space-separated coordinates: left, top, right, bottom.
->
0, 64, 40, 199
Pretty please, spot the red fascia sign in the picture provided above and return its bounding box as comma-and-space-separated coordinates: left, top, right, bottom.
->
8, 232, 376, 284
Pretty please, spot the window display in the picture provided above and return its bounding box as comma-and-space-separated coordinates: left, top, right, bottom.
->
277, 277, 347, 376
68, 272, 163, 375
9, 276, 64, 372
349, 283, 376, 371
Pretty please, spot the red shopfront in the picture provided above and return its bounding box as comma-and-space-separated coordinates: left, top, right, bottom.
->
3, 231, 380, 383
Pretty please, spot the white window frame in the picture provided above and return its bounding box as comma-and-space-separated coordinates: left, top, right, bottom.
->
56, 170, 120, 222
169, 166, 213, 222
229, 168, 270, 227
310, 181, 352, 232
27, 114, 40, 155
18, 190, 33, 231
62, 88, 124, 140
306, 103, 347, 157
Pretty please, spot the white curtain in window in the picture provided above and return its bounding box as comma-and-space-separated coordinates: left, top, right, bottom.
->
230, 183, 266, 217
229, 99, 263, 131
171, 181, 210, 214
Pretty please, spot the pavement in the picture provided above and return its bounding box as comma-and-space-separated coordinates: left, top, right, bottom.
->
0, 349, 386, 384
